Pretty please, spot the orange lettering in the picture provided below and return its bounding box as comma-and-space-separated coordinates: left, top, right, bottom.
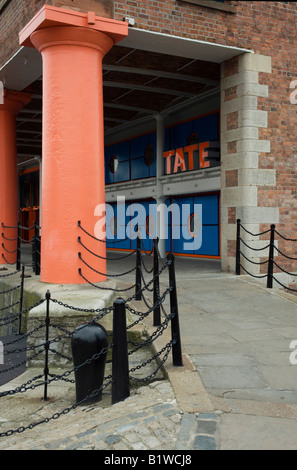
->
163, 150, 175, 175
173, 148, 186, 173
199, 141, 210, 169
184, 144, 198, 170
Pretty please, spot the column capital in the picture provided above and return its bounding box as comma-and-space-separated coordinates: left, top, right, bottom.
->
30, 25, 115, 58
19, 5, 128, 49
0, 90, 31, 114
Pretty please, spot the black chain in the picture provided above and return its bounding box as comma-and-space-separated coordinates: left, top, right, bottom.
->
1, 235, 17, 242
0, 352, 44, 383
126, 287, 172, 328
0, 284, 21, 294
129, 341, 173, 383
125, 260, 169, 304
1, 244, 17, 254
239, 224, 271, 237
48, 348, 72, 363
50, 297, 113, 314
128, 312, 174, 354
239, 238, 270, 252
1, 223, 17, 229
272, 276, 297, 292
78, 221, 130, 243
79, 269, 136, 292
2, 324, 45, 347
0, 237, 178, 439
78, 236, 136, 261
0, 312, 20, 327
275, 229, 297, 242
274, 245, 297, 261
140, 250, 154, 274
79, 252, 136, 277
0, 300, 19, 312
239, 250, 269, 266
0, 269, 18, 277
139, 238, 154, 257
239, 264, 268, 279
273, 260, 297, 276
0, 377, 113, 438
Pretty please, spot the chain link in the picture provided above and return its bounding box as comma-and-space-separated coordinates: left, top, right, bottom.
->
129, 342, 173, 383
79, 252, 136, 277
0, 284, 21, 295
0, 236, 179, 439
0, 378, 113, 438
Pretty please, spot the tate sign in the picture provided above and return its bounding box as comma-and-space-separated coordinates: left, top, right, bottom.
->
163, 141, 220, 175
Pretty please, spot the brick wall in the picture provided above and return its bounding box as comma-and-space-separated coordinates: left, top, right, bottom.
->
0, 0, 114, 68
0, 0, 48, 68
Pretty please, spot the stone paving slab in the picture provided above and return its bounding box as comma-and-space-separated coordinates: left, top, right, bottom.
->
220, 413, 297, 450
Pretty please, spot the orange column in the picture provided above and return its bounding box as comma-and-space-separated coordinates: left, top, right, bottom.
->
0, 91, 30, 265
21, 11, 128, 284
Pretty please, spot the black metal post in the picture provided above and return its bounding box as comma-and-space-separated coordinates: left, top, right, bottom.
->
153, 238, 161, 326
43, 290, 51, 401
32, 222, 37, 275
167, 253, 183, 367
35, 234, 41, 276
16, 222, 21, 271
18, 265, 25, 335
236, 219, 241, 275
112, 298, 130, 405
32, 222, 41, 275
267, 224, 275, 289
71, 321, 109, 405
135, 236, 142, 300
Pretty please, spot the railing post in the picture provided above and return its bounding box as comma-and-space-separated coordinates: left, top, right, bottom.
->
16, 222, 21, 271
32, 222, 37, 275
236, 219, 241, 275
167, 253, 183, 367
18, 265, 25, 335
43, 290, 51, 401
135, 236, 142, 300
267, 224, 275, 289
153, 238, 161, 326
112, 298, 130, 405
36, 233, 41, 275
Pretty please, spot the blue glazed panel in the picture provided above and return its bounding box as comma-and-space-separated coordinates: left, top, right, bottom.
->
195, 194, 219, 226
114, 160, 130, 183
193, 113, 219, 142
131, 157, 150, 180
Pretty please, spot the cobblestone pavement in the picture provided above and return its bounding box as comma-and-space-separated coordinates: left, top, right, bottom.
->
0, 373, 220, 451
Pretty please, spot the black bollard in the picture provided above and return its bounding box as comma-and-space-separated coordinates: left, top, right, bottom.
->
71, 321, 109, 405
